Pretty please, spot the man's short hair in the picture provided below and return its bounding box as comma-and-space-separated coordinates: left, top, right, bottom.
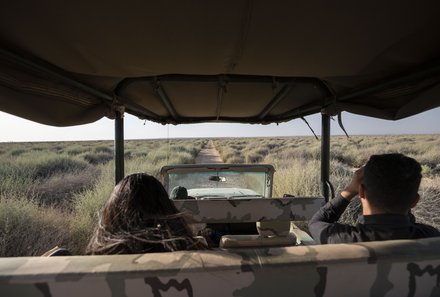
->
363, 153, 422, 213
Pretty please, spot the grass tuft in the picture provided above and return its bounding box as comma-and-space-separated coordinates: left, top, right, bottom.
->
83, 153, 113, 165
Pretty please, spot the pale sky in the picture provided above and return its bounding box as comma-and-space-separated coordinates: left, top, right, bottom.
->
1, 107, 439, 142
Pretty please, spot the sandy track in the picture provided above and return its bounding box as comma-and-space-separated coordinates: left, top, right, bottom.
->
194, 140, 224, 164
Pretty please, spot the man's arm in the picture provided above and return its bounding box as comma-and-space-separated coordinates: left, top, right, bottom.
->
308, 168, 363, 244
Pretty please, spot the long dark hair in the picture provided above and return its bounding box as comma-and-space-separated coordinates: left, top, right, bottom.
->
86, 173, 205, 254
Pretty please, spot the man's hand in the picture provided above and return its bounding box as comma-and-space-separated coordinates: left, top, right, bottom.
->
341, 167, 364, 201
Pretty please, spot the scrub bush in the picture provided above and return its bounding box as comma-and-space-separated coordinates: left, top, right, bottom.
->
83, 153, 114, 164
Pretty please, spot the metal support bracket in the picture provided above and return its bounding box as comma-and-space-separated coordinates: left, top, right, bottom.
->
320, 113, 331, 201
114, 107, 125, 184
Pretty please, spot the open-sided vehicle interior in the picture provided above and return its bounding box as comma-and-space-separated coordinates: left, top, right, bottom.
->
1, 1, 440, 296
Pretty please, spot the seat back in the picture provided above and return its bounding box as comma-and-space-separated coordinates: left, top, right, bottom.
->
2, 237, 440, 296
173, 196, 324, 223
173, 197, 322, 248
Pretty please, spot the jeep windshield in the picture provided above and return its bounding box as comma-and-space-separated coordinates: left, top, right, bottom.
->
160, 164, 274, 199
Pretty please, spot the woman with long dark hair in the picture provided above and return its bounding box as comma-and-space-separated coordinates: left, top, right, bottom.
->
86, 173, 206, 254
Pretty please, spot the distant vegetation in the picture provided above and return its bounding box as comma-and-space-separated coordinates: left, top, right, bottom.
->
1, 135, 439, 256
0, 139, 206, 256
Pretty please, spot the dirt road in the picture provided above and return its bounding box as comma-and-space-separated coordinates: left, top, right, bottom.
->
194, 140, 224, 164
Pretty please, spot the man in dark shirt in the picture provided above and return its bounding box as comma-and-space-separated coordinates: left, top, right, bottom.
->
309, 153, 440, 244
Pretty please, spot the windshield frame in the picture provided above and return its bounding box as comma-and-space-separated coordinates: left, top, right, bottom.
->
160, 164, 275, 199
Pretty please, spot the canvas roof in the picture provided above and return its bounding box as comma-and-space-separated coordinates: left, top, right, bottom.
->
1, 1, 440, 126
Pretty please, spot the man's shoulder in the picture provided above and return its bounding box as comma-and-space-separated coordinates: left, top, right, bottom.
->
321, 223, 366, 244
414, 222, 440, 237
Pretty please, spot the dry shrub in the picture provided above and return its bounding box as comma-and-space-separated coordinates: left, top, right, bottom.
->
254, 147, 269, 156
416, 148, 440, 168
133, 151, 149, 158
415, 177, 440, 230
261, 142, 282, 151
50, 144, 66, 153
222, 151, 236, 161
66, 146, 88, 156
228, 156, 245, 164
0, 155, 91, 197
71, 165, 115, 254
83, 153, 113, 164
269, 157, 321, 197
94, 145, 113, 154
0, 196, 73, 256
148, 150, 169, 165
170, 144, 199, 157
214, 141, 243, 163
246, 152, 264, 163
9, 149, 25, 157
331, 146, 374, 167
33, 157, 89, 178
124, 150, 133, 159
173, 151, 195, 164
32, 168, 100, 209
230, 144, 245, 151
223, 150, 242, 163
278, 147, 319, 162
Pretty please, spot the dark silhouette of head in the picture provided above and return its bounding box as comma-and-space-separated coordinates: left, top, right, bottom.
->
363, 153, 422, 213
86, 173, 205, 254
170, 186, 188, 200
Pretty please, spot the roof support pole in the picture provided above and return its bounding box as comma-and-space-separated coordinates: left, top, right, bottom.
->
115, 110, 125, 184
321, 113, 331, 202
